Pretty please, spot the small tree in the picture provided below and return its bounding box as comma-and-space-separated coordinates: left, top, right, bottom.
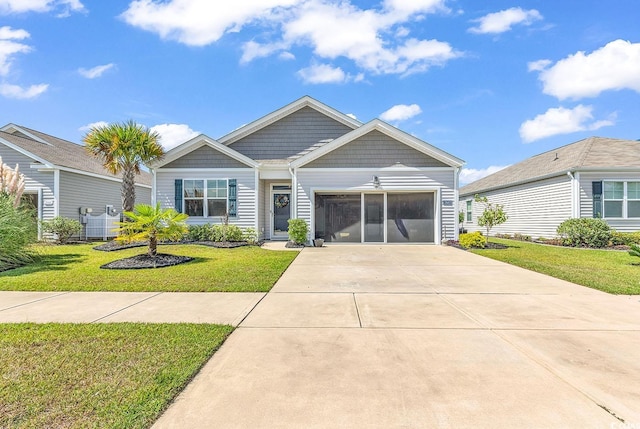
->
41, 216, 83, 244
115, 203, 189, 257
474, 194, 508, 244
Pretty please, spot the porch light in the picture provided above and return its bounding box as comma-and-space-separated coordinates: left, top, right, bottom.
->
373, 176, 380, 189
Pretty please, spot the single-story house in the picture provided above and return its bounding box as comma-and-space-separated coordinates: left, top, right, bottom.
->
0, 123, 152, 239
151, 96, 465, 244
459, 136, 640, 239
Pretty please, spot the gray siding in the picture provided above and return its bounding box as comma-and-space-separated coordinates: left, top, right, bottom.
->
58, 171, 151, 219
0, 144, 55, 220
461, 175, 572, 239
305, 130, 449, 168
228, 106, 353, 160
164, 145, 250, 169
579, 171, 640, 232
296, 169, 456, 243
155, 169, 256, 229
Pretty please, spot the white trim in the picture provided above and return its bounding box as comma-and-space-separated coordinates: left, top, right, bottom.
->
151, 169, 157, 205
219, 96, 362, 146
181, 178, 231, 218
435, 188, 441, 245
290, 119, 464, 169
53, 169, 60, 217
37, 188, 43, 239
36, 165, 152, 188
152, 135, 259, 169
157, 167, 254, 173
453, 166, 460, 240
1, 124, 51, 145
254, 169, 260, 234
270, 183, 292, 240
298, 166, 456, 172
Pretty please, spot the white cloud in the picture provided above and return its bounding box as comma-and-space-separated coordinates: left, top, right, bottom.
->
527, 59, 551, 72
78, 121, 109, 132
0, 0, 85, 15
297, 63, 347, 84
460, 165, 509, 185
78, 63, 115, 79
380, 103, 422, 122
122, 0, 460, 78
468, 7, 542, 34
150, 123, 199, 150
531, 39, 640, 100
0, 82, 48, 99
519, 105, 615, 143
0, 26, 32, 76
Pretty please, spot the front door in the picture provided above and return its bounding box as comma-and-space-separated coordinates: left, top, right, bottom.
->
272, 188, 291, 239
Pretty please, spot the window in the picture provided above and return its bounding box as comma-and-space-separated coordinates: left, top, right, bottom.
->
603, 181, 640, 218
183, 179, 229, 217
466, 200, 472, 222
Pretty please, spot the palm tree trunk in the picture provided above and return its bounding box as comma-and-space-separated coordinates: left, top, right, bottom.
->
122, 166, 136, 214
148, 235, 157, 257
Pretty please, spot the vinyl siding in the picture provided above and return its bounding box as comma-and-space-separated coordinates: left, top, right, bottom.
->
163, 146, 250, 169
0, 144, 55, 220
228, 106, 353, 160
296, 169, 457, 243
305, 130, 449, 168
579, 171, 640, 232
155, 169, 256, 229
461, 175, 572, 239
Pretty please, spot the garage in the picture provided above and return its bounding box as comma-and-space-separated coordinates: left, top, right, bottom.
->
314, 192, 435, 243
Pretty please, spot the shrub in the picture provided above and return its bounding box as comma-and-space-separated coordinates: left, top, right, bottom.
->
630, 243, 640, 259
288, 218, 308, 245
513, 232, 532, 242
212, 224, 243, 242
556, 218, 611, 248
186, 224, 212, 241
0, 194, 37, 270
611, 231, 640, 246
459, 231, 485, 249
41, 216, 83, 244
242, 227, 258, 244
495, 233, 512, 239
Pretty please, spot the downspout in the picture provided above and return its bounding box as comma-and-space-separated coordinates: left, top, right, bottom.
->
288, 166, 297, 219
567, 171, 576, 218
454, 166, 460, 241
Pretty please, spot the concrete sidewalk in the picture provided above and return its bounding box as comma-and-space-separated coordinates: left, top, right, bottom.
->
153, 245, 640, 428
0, 291, 264, 325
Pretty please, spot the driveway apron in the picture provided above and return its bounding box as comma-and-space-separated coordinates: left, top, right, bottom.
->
153, 245, 640, 428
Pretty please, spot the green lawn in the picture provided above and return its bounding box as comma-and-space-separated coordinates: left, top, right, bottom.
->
471, 238, 640, 295
0, 323, 233, 429
0, 244, 297, 292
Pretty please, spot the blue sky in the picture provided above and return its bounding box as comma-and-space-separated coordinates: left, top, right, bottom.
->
1, 0, 639, 184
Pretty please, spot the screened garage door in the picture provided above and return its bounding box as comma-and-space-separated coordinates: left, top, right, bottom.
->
314, 192, 435, 243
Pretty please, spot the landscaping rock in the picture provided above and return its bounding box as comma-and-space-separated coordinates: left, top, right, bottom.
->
100, 253, 194, 270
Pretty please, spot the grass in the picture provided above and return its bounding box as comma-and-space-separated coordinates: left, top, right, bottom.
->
470, 238, 640, 295
0, 323, 233, 429
0, 244, 297, 292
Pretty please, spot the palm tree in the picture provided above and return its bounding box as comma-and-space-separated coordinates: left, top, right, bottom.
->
83, 120, 164, 213
115, 203, 189, 257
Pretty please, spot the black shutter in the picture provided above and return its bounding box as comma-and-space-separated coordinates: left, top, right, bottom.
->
592, 181, 602, 218
175, 179, 183, 213
228, 179, 237, 217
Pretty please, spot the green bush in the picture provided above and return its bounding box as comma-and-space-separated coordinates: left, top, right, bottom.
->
288, 218, 308, 245
513, 232, 532, 242
556, 218, 611, 248
459, 231, 485, 249
611, 231, 640, 246
211, 224, 243, 242
242, 227, 258, 244
0, 194, 37, 270
41, 216, 82, 244
630, 243, 640, 259
186, 224, 211, 241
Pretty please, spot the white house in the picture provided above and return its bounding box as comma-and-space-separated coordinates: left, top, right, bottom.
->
460, 136, 640, 239
151, 96, 465, 244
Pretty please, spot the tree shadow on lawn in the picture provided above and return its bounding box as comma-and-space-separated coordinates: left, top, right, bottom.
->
0, 253, 85, 277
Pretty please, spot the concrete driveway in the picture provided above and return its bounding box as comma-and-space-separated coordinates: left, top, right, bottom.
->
154, 245, 640, 428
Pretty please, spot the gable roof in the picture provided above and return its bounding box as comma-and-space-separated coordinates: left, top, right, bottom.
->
151, 134, 258, 169
219, 95, 362, 147
460, 136, 640, 196
290, 119, 465, 168
0, 124, 152, 186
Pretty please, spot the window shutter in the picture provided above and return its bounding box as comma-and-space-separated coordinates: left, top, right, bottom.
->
228, 179, 237, 217
175, 179, 183, 213
592, 181, 602, 218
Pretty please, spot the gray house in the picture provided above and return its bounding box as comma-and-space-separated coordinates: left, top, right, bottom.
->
0, 124, 152, 239
460, 136, 640, 239
151, 96, 465, 244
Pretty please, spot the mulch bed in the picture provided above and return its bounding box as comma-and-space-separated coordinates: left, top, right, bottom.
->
445, 240, 509, 250
100, 253, 194, 270
94, 240, 251, 252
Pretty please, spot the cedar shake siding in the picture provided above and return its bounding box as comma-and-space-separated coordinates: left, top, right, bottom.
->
227, 106, 354, 161
304, 130, 449, 169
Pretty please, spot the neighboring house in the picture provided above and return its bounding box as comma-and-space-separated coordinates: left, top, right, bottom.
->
459, 136, 640, 239
0, 124, 152, 239
151, 96, 465, 244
